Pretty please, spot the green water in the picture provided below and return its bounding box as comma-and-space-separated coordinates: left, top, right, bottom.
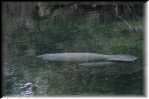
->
4, 20, 144, 96
4, 62, 144, 96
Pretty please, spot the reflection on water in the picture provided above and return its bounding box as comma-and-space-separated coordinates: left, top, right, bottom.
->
20, 82, 33, 96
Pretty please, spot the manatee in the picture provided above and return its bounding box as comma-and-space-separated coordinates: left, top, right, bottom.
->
37, 53, 137, 62
37, 53, 141, 75
79, 62, 114, 67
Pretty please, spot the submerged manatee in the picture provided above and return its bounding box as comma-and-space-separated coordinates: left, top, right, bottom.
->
37, 53, 137, 62
37, 53, 140, 75
79, 62, 114, 67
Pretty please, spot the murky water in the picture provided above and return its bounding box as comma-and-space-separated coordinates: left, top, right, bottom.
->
4, 58, 144, 96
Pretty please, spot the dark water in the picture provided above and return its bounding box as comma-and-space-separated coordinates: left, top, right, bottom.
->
4, 58, 144, 96
3, 19, 144, 96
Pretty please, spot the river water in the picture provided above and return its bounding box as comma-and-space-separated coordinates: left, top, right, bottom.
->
4, 57, 144, 96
